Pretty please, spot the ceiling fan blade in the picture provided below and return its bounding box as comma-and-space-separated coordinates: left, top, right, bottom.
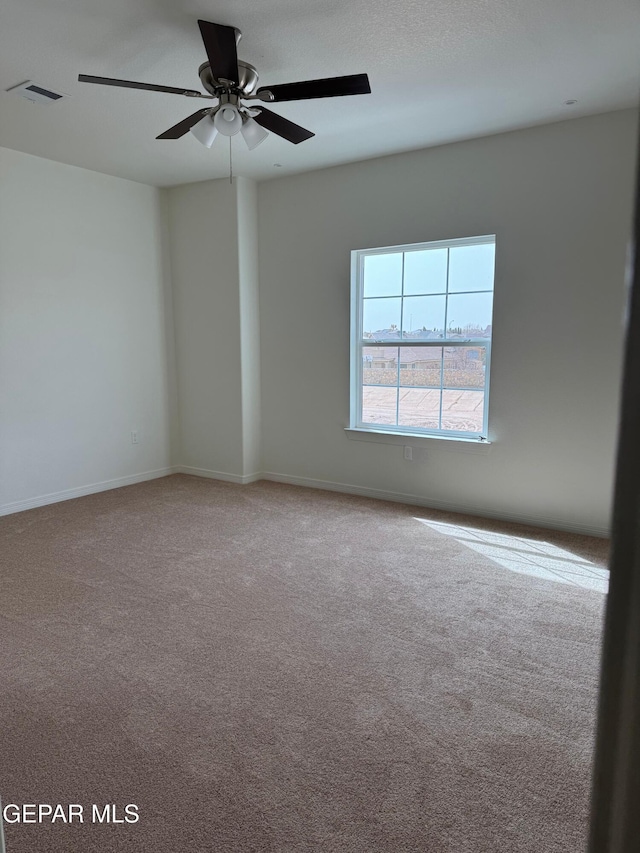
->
78, 74, 204, 98
156, 109, 211, 139
257, 73, 371, 102
253, 107, 314, 144
197, 20, 239, 84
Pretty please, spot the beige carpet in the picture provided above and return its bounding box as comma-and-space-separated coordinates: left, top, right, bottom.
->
0, 475, 607, 852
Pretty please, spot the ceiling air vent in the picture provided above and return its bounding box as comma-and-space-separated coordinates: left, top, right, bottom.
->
6, 80, 67, 104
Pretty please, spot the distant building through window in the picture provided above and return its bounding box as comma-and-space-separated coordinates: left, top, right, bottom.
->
350, 235, 496, 439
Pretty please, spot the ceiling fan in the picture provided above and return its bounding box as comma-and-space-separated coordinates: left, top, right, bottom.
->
78, 19, 371, 151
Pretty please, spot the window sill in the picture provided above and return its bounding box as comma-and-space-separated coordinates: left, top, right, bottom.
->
344, 427, 492, 452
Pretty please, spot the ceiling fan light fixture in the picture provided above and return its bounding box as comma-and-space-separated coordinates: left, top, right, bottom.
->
241, 116, 269, 150
190, 113, 218, 147
214, 103, 243, 136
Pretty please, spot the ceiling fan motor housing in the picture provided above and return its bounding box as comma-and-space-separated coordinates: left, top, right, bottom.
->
198, 60, 259, 97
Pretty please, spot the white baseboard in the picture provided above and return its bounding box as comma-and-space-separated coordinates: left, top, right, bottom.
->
0, 463, 608, 538
260, 471, 609, 538
176, 465, 262, 485
0, 467, 177, 517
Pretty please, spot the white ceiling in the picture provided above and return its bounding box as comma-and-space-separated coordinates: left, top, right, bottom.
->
2, 0, 639, 187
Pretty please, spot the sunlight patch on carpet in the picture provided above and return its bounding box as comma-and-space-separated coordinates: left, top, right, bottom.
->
415, 519, 609, 593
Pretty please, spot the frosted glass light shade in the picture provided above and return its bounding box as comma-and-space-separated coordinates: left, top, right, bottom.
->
241, 117, 269, 150
214, 104, 243, 137
190, 115, 218, 148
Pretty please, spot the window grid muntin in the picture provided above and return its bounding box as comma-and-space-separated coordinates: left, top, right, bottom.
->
359, 340, 491, 436
354, 235, 494, 439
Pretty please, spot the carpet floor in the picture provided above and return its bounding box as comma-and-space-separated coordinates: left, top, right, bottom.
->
0, 475, 608, 852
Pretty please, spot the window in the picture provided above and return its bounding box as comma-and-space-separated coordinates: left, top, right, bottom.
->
350, 235, 495, 440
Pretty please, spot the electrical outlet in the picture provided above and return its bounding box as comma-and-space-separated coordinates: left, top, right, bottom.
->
403, 446, 413, 461
131, 430, 139, 445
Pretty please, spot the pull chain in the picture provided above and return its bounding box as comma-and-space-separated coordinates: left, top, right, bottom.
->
229, 136, 233, 184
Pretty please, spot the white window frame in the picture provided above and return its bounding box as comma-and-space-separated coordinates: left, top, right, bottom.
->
350, 235, 495, 441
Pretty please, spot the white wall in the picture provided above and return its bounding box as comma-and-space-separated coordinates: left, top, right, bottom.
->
167, 176, 261, 481
257, 110, 638, 535
2, 110, 635, 533
167, 178, 242, 477
236, 177, 262, 478
0, 147, 174, 512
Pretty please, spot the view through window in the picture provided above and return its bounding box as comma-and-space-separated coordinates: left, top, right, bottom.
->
351, 236, 496, 439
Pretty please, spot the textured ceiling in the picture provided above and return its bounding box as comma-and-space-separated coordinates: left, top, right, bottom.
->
1, 0, 639, 186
